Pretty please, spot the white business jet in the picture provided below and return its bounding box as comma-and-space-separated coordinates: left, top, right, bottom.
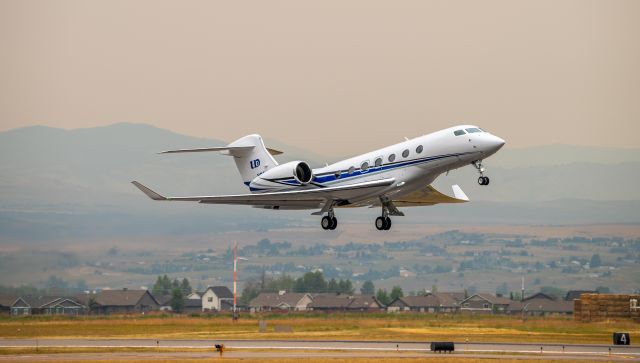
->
132, 125, 505, 231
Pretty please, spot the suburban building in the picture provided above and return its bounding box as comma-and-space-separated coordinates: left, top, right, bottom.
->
387, 293, 459, 313
0, 295, 16, 315
201, 286, 233, 312
565, 290, 596, 301
182, 298, 203, 314
10, 296, 86, 316
78, 289, 159, 315
249, 291, 313, 312
507, 293, 573, 316
460, 293, 511, 314
309, 294, 383, 312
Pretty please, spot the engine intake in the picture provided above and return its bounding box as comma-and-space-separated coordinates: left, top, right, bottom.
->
294, 161, 313, 184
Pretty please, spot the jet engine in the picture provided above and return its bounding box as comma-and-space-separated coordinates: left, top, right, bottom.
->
250, 161, 314, 190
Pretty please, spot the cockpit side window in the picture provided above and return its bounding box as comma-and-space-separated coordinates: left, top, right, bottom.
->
465, 128, 481, 133
454, 130, 466, 136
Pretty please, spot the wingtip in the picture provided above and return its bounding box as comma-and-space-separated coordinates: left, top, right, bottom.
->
131, 181, 167, 201
452, 184, 470, 202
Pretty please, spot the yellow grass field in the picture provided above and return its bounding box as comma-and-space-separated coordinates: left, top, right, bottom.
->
0, 313, 638, 344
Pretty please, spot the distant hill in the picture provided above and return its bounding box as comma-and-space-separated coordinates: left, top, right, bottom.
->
0, 123, 638, 241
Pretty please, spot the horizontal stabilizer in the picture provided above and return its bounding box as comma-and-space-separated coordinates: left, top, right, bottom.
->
131, 181, 166, 200
158, 146, 283, 156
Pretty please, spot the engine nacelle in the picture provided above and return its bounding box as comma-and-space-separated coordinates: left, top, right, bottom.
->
249, 161, 314, 191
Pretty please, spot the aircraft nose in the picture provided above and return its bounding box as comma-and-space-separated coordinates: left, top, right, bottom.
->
484, 135, 505, 154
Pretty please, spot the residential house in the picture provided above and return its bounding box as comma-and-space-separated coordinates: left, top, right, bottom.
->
10, 296, 86, 316
565, 290, 596, 301
460, 293, 511, 314
187, 291, 203, 300
507, 293, 573, 316
201, 286, 233, 312
182, 298, 203, 314
309, 294, 383, 312
79, 289, 159, 314
387, 293, 459, 313
249, 291, 313, 312
0, 295, 16, 315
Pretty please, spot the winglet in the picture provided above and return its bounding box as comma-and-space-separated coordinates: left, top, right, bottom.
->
452, 184, 469, 202
131, 181, 167, 201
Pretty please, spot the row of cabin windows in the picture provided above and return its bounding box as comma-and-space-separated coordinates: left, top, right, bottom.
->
337, 144, 425, 178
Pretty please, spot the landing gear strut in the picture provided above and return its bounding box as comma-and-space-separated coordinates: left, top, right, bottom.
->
375, 205, 392, 231
473, 160, 490, 186
321, 209, 337, 230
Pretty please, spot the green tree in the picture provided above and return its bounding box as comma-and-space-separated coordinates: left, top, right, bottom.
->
180, 278, 192, 295
360, 280, 375, 295
152, 275, 172, 296
496, 282, 508, 296
595, 286, 611, 293
390, 285, 404, 301
240, 281, 261, 305
170, 288, 184, 313
338, 279, 354, 294
327, 278, 339, 293
590, 254, 602, 268
376, 288, 390, 306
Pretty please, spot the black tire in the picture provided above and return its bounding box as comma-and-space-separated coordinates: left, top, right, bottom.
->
329, 217, 338, 230
321, 216, 331, 230
478, 176, 485, 185
383, 217, 392, 230
375, 216, 385, 230
483, 176, 490, 185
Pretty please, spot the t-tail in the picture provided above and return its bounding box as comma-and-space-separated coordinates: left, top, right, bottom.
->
159, 134, 282, 187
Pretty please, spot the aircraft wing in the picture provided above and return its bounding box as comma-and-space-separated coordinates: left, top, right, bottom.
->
131, 178, 395, 208
391, 184, 469, 207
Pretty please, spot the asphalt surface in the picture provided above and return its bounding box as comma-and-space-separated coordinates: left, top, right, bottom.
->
0, 338, 639, 361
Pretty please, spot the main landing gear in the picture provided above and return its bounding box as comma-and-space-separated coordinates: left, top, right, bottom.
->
375, 205, 392, 231
321, 209, 337, 230
473, 160, 490, 186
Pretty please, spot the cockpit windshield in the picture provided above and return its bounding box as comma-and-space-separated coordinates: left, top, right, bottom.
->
465, 128, 481, 133
454, 130, 466, 136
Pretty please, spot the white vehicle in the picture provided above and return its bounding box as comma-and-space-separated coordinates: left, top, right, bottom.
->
132, 125, 505, 231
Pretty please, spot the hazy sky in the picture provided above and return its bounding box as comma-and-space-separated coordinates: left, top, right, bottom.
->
1, 0, 638, 156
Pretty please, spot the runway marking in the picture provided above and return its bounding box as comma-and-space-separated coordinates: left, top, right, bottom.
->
4, 344, 638, 357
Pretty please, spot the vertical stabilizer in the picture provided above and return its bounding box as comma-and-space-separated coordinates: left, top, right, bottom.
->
226, 134, 279, 185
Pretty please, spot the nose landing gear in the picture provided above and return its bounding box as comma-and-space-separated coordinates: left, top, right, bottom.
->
473, 160, 490, 186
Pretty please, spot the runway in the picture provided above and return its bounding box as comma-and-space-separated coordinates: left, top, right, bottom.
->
1, 338, 639, 361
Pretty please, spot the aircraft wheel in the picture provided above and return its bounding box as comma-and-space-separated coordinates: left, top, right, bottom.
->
321, 216, 331, 230
383, 217, 392, 230
478, 176, 485, 185
483, 176, 490, 185
375, 216, 385, 231
329, 217, 338, 230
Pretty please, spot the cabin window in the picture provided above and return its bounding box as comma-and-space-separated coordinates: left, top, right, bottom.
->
465, 127, 481, 133
374, 157, 383, 167
348, 166, 355, 175
361, 161, 369, 171
334, 171, 341, 179
388, 154, 396, 162
416, 145, 423, 154
402, 149, 409, 158
454, 130, 466, 136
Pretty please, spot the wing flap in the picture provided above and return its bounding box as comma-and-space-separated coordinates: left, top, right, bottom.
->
392, 184, 469, 207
